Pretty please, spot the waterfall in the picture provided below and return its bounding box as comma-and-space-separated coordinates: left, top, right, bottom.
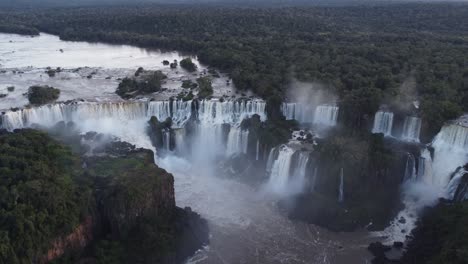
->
310, 167, 318, 192
313, 104, 339, 127
174, 128, 187, 154
418, 149, 434, 185
198, 99, 266, 124
401, 116, 422, 143
256, 140, 260, 161
404, 153, 417, 183
282, 103, 338, 126
162, 129, 171, 151
226, 126, 249, 156
446, 168, 468, 201
430, 119, 468, 188
281, 103, 296, 120
148, 100, 193, 127
266, 147, 278, 173
372, 111, 394, 136
291, 152, 309, 193
267, 145, 296, 194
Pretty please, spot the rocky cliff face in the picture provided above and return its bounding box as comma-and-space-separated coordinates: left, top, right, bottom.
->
41, 216, 94, 263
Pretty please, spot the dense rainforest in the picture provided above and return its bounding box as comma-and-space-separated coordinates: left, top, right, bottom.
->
0, 129, 208, 263
0, 3, 467, 138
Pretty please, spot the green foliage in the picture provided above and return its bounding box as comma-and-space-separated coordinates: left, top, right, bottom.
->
27, 85, 60, 105
196, 76, 213, 98
1, 4, 467, 130
116, 70, 167, 99
7, 86, 15, 92
181, 80, 197, 89
179, 58, 197, 72
0, 130, 90, 263
401, 201, 468, 264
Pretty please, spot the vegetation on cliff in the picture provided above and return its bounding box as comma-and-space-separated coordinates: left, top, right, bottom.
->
0, 129, 91, 263
399, 201, 468, 264
0, 129, 208, 264
27, 85, 60, 105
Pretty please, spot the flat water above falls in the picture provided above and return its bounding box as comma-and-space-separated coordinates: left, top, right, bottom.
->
0, 32, 374, 263
0, 33, 234, 109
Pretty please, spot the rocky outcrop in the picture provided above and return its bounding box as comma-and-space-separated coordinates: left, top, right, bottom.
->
41, 217, 94, 263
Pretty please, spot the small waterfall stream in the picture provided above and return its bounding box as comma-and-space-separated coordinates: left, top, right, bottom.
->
226, 126, 249, 156
401, 116, 422, 143
281, 102, 339, 127
372, 111, 394, 136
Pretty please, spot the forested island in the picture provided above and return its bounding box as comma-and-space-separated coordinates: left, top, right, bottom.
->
0, 1, 467, 264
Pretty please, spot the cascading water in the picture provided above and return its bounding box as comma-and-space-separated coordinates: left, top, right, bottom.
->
430, 119, 468, 189
226, 126, 249, 156
403, 153, 417, 183
281, 102, 339, 127
147, 100, 192, 127
290, 152, 310, 193
372, 111, 394, 136
281, 103, 315, 123
401, 116, 422, 143
267, 145, 296, 194
338, 168, 344, 203
313, 104, 339, 127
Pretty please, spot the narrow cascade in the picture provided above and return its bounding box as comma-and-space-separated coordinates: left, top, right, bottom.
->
418, 149, 434, 185
338, 168, 344, 203
256, 140, 260, 161
281, 103, 296, 120
313, 104, 339, 127
372, 111, 394, 136
401, 116, 422, 142
226, 126, 249, 156
266, 147, 278, 172
162, 129, 171, 151
291, 152, 310, 193
174, 128, 186, 154
267, 145, 296, 194
281, 103, 315, 123
403, 153, 417, 183
430, 119, 468, 188
310, 167, 318, 191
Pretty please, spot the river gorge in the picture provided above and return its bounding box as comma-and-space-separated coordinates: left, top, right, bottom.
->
1, 32, 468, 264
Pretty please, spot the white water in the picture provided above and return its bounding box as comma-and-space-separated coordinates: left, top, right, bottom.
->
401, 116, 421, 143
314, 104, 339, 127
198, 99, 266, 124
381, 117, 468, 243
431, 121, 468, 188
372, 111, 394, 136
226, 126, 249, 156
267, 145, 296, 195
0, 33, 235, 110
281, 102, 339, 127
403, 153, 417, 182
